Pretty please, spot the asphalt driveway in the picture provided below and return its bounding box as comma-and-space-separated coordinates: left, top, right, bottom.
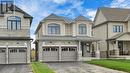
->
0, 64, 32, 73
46, 62, 126, 73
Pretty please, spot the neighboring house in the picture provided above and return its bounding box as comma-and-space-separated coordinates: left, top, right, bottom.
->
34, 14, 100, 62
0, 4, 33, 64
93, 7, 130, 58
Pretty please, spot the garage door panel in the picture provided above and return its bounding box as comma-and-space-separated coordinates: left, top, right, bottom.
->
43, 47, 59, 61
61, 47, 77, 61
0, 48, 6, 64
9, 48, 27, 64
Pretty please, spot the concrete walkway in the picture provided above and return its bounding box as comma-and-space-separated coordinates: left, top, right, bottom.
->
46, 62, 126, 73
0, 64, 32, 73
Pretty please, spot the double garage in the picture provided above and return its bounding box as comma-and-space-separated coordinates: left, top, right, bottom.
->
42, 46, 77, 61
0, 47, 27, 64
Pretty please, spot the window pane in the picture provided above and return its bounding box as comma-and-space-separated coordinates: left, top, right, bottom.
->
17, 21, 21, 30
79, 24, 87, 34
8, 21, 12, 30
12, 21, 16, 30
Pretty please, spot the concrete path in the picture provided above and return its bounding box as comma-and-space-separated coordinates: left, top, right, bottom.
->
0, 64, 32, 73
46, 62, 126, 73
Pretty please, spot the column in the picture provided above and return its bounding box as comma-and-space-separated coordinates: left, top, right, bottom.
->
38, 41, 43, 62
27, 41, 31, 63
6, 43, 8, 64
115, 41, 119, 57
96, 42, 100, 59
77, 41, 82, 61
59, 44, 61, 61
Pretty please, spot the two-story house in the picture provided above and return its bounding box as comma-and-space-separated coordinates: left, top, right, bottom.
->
34, 14, 100, 62
0, 4, 32, 64
93, 7, 130, 58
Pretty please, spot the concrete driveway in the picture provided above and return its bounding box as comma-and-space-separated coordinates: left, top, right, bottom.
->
0, 64, 32, 73
46, 62, 126, 73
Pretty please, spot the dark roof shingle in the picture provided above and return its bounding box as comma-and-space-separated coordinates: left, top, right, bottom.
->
100, 7, 130, 22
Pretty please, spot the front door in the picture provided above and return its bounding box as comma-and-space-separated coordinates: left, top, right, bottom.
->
118, 41, 123, 55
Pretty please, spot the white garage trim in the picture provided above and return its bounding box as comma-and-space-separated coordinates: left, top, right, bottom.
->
8, 46, 27, 48
0, 46, 7, 48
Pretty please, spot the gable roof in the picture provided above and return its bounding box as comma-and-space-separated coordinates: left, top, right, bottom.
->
75, 15, 92, 22
99, 7, 130, 22
0, 4, 33, 24
41, 13, 74, 23
43, 13, 63, 21
0, 4, 32, 18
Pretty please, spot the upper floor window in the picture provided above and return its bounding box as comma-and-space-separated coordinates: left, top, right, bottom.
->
113, 25, 123, 32
48, 24, 60, 34
79, 24, 87, 34
7, 16, 21, 30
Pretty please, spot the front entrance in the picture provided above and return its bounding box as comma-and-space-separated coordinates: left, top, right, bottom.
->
81, 42, 92, 57
118, 41, 123, 55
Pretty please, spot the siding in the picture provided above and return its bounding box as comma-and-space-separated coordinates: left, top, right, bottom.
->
94, 10, 107, 26
93, 24, 107, 51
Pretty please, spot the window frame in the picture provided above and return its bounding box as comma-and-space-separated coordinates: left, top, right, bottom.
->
7, 16, 21, 30
78, 24, 87, 34
48, 23, 60, 34
113, 25, 123, 33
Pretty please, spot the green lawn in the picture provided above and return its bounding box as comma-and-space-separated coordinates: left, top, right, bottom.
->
87, 59, 130, 72
31, 62, 55, 73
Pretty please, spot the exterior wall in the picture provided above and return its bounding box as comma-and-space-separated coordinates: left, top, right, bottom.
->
94, 10, 107, 26
65, 23, 73, 35
108, 22, 126, 38
37, 20, 92, 37
128, 21, 130, 32
93, 24, 107, 51
0, 11, 30, 37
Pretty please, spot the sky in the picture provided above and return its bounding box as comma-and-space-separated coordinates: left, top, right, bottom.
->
12, 0, 130, 48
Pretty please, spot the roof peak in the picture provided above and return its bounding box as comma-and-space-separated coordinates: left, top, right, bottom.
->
75, 15, 92, 21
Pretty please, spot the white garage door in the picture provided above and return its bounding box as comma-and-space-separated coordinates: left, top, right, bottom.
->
9, 48, 27, 64
43, 47, 59, 61
0, 48, 6, 64
61, 47, 77, 61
